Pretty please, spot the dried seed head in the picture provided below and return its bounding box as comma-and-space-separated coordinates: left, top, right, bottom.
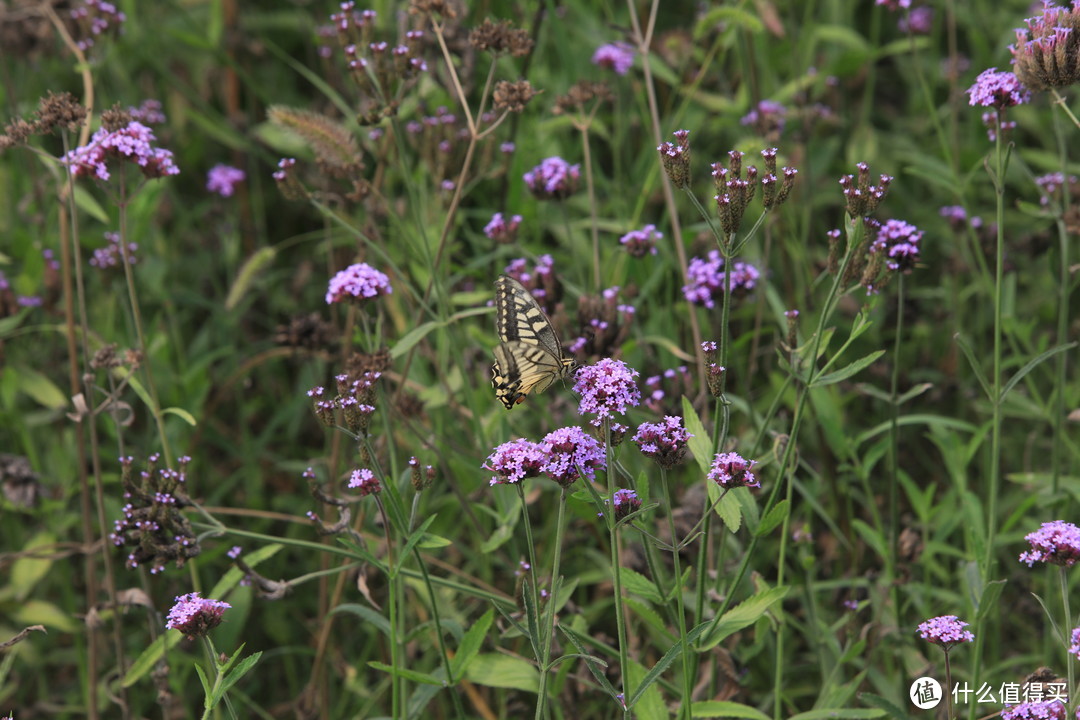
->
554, 81, 612, 115
493, 80, 538, 113
469, 18, 533, 57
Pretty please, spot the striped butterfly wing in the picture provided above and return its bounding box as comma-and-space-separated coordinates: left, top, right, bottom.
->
491, 275, 573, 409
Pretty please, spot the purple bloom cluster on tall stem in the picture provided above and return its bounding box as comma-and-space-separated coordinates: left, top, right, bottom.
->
1019, 520, 1080, 567
1000, 701, 1067, 720
683, 250, 761, 308
484, 438, 546, 486
573, 358, 641, 427
871, 219, 923, 273
61, 121, 179, 181
165, 592, 231, 638
619, 224, 661, 257
707, 452, 758, 489
325, 263, 392, 304
592, 42, 635, 75
347, 468, 381, 495
916, 615, 974, 649
523, 156, 581, 200
206, 164, 246, 197
539, 425, 605, 487
611, 489, 641, 520
632, 416, 692, 468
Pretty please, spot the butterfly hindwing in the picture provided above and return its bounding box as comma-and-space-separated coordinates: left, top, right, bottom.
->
491, 276, 573, 409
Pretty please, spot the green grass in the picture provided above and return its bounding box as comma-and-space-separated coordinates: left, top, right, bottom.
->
2, 0, 1079, 718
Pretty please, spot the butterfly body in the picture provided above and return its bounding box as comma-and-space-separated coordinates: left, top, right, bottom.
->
490, 275, 575, 409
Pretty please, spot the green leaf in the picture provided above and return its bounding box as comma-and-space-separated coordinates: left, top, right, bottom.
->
162, 406, 197, 426
691, 700, 772, 719
330, 604, 391, 637
627, 623, 709, 709
954, 333, 992, 401
559, 625, 618, 696
214, 651, 262, 706
698, 587, 789, 650
1000, 342, 1077, 401
123, 634, 175, 688
225, 247, 277, 311
694, 7, 764, 37
73, 185, 109, 223
11, 532, 56, 600
194, 663, 212, 707
682, 396, 713, 474
755, 499, 789, 538
417, 532, 452, 549
13, 600, 79, 633
450, 608, 493, 682
620, 567, 663, 604
480, 524, 514, 553
464, 653, 539, 691
391, 320, 441, 359
393, 516, 438, 578
789, 710, 884, 720
811, 350, 884, 388
14, 366, 66, 409
369, 661, 445, 686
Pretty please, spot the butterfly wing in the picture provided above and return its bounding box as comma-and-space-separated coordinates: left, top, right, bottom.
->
491, 276, 573, 409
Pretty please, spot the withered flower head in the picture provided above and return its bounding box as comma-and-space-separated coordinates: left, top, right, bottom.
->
409, 0, 459, 20
493, 80, 538, 114
554, 81, 613, 115
469, 18, 533, 56
100, 103, 132, 132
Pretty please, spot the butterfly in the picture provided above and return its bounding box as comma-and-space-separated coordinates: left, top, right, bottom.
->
490, 274, 576, 409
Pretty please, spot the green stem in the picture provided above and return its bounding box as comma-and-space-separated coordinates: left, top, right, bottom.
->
535, 487, 570, 720
661, 467, 694, 719
944, 649, 954, 720
1062, 567, 1074, 716
610, 498, 631, 719
375, 496, 401, 719
1050, 98, 1071, 499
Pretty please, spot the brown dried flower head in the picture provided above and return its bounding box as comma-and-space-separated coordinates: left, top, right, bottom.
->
554, 81, 613, 115
493, 80, 538, 114
469, 18, 533, 57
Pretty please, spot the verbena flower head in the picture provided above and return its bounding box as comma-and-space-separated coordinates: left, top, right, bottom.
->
524, 156, 581, 200
868, 219, 923, 280
839, 162, 892, 217
611, 488, 641, 520
70, 0, 126, 52
484, 212, 522, 243
206, 164, 246, 197
484, 438, 546, 486
165, 592, 230, 638
632, 416, 692, 468
573, 358, 641, 427
325, 263, 392, 304
540, 425, 605, 487
347, 468, 381, 496
619, 224, 661, 257
712, 150, 758, 234
592, 42, 635, 75
683, 250, 761, 308
967, 68, 1031, 108
657, 129, 691, 189
1019, 520, 1080, 567
708, 451, 758, 489
899, 6, 933, 34
916, 615, 974, 649
61, 121, 179, 181
110, 455, 199, 574
1011, 2, 1080, 91
740, 100, 787, 138
89, 231, 137, 270
128, 99, 166, 125
1000, 701, 1067, 720
1070, 627, 1080, 660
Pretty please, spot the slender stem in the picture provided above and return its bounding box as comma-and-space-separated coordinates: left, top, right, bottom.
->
609, 504, 631, 718
1062, 567, 1075, 716
944, 649, 954, 720
516, 483, 543, 640
1050, 101, 1071, 498
535, 488, 570, 720
375, 496, 400, 719
888, 276, 905, 646
661, 467, 693, 719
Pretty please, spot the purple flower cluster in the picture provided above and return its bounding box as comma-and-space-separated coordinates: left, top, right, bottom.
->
619, 224, 661, 257
740, 100, 787, 136
484, 438, 546, 486
642, 365, 691, 413
61, 121, 179, 181
657, 129, 691, 189
573, 358, 641, 426
128, 99, 166, 125
1010, 1, 1080, 91
1070, 626, 1080, 660
484, 212, 523, 243
939, 205, 980, 232
839, 162, 892, 218
1035, 172, 1078, 206
325, 263, 392, 304
611, 488, 641, 520
524, 156, 581, 200
592, 42, 635, 75
916, 615, 974, 649
683, 250, 761, 308
874, 0, 911, 8
1000, 701, 1067, 720
165, 592, 231, 638
1019, 520, 1080, 567
347, 468, 381, 496
89, 231, 137, 270
632, 416, 692, 468
707, 452, 758, 490
898, 6, 933, 34
540, 425, 606, 487
206, 164, 246, 197
871, 219, 923, 273
966, 68, 1031, 109
70, 0, 126, 52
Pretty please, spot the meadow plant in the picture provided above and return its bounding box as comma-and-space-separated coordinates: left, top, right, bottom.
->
6, 1, 1080, 719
